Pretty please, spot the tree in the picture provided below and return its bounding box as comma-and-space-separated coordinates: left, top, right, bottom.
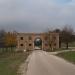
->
0, 29, 6, 47
61, 26, 74, 49
45, 30, 56, 51
53, 29, 61, 33
5, 32, 17, 48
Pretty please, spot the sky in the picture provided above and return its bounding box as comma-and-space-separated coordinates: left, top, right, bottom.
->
0, 0, 75, 32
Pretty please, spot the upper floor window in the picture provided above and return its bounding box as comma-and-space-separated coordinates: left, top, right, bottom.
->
20, 37, 23, 40
53, 36, 56, 40
54, 43, 56, 46
45, 44, 48, 46
44, 36, 48, 40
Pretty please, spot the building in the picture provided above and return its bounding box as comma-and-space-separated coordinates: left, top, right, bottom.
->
17, 32, 59, 51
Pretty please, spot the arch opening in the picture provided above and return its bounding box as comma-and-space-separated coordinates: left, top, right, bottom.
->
34, 37, 42, 50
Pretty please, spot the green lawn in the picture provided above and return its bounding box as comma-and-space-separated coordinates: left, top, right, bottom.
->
56, 51, 75, 64
0, 52, 29, 75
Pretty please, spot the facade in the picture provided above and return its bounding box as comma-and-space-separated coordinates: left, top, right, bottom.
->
17, 32, 59, 51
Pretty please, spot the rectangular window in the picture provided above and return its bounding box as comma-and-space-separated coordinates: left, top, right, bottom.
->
20, 37, 23, 40
45, 36, 48, 40
29, 44, 32, 46
53, 36, 56, 40
54, 43, 56, 46
45, 44, 48, 46
20, 44, 23, 46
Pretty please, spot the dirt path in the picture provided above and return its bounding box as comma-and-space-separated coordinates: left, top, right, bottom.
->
26, 50, 75, 75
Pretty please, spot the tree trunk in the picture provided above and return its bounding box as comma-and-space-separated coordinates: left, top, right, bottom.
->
59, 41, 61, 48
66, 42, 68, 49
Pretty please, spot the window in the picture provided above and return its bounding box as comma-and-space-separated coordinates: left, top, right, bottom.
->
45, 36, 48, 40
45, 44, 48, 46
49, 44, 51, 47
54, 43, 56, 46
53, 36, 56, 40
20, 44, 23, 46
29, 36, 32, 40
29, 44, 32, 46
20, 37, 23, 40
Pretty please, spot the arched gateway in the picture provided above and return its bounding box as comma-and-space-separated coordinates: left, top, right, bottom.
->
34, 37, 42, 50
17, 32, 59, 51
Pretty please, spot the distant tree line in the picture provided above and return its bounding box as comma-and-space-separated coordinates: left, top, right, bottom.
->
0, 30, 17, 48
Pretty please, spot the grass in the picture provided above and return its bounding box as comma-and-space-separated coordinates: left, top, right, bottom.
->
61, 42, 75, 48
56, 51, 75, 64
0, 51, 30, 75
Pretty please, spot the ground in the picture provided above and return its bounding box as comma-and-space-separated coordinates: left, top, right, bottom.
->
20, 50, 75, 75
0, 49, 75, 75
0, 52, 29, 75
56, 51, 75, 64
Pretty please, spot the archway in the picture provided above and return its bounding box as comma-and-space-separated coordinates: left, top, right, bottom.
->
34, 37, 42, 50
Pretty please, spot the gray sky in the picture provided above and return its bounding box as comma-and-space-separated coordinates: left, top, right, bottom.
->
0, 0, 75, 32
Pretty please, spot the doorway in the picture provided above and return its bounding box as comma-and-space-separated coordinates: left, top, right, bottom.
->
34, 38, 42, 50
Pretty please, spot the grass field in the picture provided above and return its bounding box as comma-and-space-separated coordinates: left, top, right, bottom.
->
56, 51, 75, 64
0, 52, 30, 75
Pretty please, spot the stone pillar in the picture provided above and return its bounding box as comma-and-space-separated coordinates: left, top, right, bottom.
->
56, 34, 59, 49
42, 41, 44, 50
33, 41, 34, 50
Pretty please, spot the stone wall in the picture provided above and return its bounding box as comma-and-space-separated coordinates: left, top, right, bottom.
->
17, 32, 59, 51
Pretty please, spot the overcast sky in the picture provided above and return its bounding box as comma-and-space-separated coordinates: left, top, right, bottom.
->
0, 0, 75, 32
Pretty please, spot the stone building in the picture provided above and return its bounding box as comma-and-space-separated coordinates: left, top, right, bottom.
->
17, 32, 59, 51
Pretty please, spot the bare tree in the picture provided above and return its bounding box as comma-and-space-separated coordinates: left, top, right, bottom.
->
61, 25, 74, 49
45, 30, 56, 51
